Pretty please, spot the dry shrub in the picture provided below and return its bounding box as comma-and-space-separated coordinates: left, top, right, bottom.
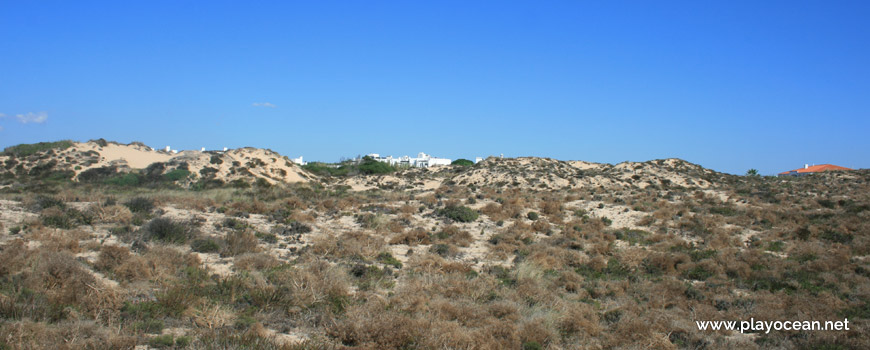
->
419, 195, 438, 206
234, 252, 279, 271
557, 302, 601, 337
399, 204, 417, 215
190, 303, 235, 329
385, 219, 404, 234
525, 246, 576, 270
94, 245, 131, 272
481, 203, 510, 222
0, 239, 28, 275
501, 197, 527, 219
40, 233, 82, 253
140, 246, 201, 281
228, 199, 268, 215
418, 321, 478, 349
474, 319, 520, 349
166, 194, 214, 211
222, 230, 260, 257
312, 231, 385, 260
407, 254, 474, 276
87, 204, 133, 224
26, 251, 96, 305
282, 196, 306, 210
487, 301, 520, 322
531, 219, 550, 233
389, 227, 431, 246
540, 199, 563, 217
436, 225, 473, 247
328, 300, 424, 349
112, 256, 153, 282
0, 320, 137, 350
643, 251, 689, 276
290, 210, 316, 223
430, 298, 489, 327
268, 259, 349, 309
518, 318, 556, 348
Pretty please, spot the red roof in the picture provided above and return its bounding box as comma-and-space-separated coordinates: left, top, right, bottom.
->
779, 164, 852, 175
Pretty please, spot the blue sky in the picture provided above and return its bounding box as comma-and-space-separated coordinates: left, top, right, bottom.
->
1, 1, 868, 175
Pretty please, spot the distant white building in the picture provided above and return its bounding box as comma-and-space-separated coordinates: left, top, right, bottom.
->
367, 152, 451, 168
475, 157, 483, 164
291, 156, 306, 166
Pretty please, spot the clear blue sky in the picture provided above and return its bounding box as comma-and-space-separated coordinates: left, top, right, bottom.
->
1, 1, 868, 175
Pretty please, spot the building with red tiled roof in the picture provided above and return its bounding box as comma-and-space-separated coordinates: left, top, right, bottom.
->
778, 164, 852, 176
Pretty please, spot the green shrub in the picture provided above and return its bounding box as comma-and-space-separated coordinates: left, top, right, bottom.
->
256, 232, 278, 244
709, 206, 738, 216
438, 206, 478, 223
820, 230, 852, 244
175, 336, 191, 347
523, 341, 543, 350
452, 159, 474, 166
32, 195, 66, 210
358, 157, 396, 175
78, 166, 119, 183
124, 197, 154, 213
147, 335, 175, 348
40, 207, 93, 229
191, 238, 221, 253
429, 243, 452, 257
684, 265, 715, 280
3, 140, 73, 157
222, 218, 248, 230
817, 199, 836, 209
163, 169, 191, 182
105, 173, 143, 186
766, 241, 785, 252
141, 217, 196, 244
527, 212, 539, 220
613, 229, 650, 245
377, 252, 403, 269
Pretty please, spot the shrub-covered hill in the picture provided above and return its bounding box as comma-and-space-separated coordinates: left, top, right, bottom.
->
0, 140, 315, 189
0, 141, 868, 349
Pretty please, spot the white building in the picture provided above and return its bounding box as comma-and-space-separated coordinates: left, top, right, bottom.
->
367, 152, 451, 168
290, 156, 306, 166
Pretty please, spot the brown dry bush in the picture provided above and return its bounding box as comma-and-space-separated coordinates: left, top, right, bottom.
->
518, 318, 556, 348
539, 199, 564, 218
222, 230, 260, 257
26, 250, 98, 306
32, 230, 83, 253
531, 219, 550, 233
405, 254, 475, 276
434, 225, 473, 247
234, 252, 280, 271
480, 202, 510, 222
86, 204, 133, 224
290, 210, 316, 223
328, 300, 424, 349
112, 256, 153, 282
398, 204, 417, 215
311, 231, 385, 260
0, 320, 137, 350
266, 259, 350, 311
95, 245, 131, 272
389, 227, 431, 246
0, 239, 28, 276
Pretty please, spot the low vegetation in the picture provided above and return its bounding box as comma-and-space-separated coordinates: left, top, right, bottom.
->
0, 144, 867, 349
